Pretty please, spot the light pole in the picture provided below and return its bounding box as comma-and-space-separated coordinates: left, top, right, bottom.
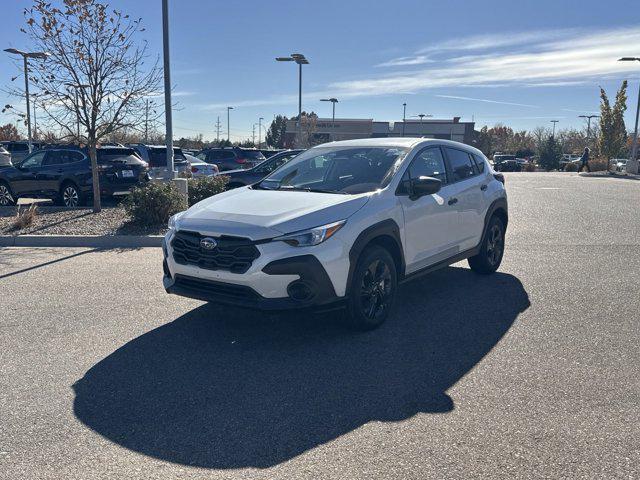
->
258, 116, 264, 148
619, 57, 640, 174
402, 102, 407, 137
64, 82, 89, 143
4, 48, 49, 153
550, 120, 559, 137
227, 106, 233, 143
579, 114, 600, 149
161, 0, 174, 178
412, 114, 433, 136
276, 53, 309, 146
320, 98, 338, 140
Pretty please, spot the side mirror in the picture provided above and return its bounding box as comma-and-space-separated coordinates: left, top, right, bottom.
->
410, 176, 441, 200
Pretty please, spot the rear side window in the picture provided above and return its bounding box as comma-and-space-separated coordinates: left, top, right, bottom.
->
444, 147, 477, 182
10, 143, 29, 152
45, 150, 84, 165
472, 154, 486, 173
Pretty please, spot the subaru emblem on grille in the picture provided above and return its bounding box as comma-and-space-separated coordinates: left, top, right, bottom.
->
200, 237, 218, 250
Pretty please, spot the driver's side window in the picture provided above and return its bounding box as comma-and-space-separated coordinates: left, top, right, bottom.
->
397, 147, 447, 195
20, 151, 46, 169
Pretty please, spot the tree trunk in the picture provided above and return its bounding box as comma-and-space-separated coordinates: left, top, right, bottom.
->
89, 139, 101, 213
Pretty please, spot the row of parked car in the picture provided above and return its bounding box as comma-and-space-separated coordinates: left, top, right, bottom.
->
0, 141, 305, 207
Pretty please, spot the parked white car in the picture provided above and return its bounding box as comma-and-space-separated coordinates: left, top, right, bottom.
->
185, 153, 219, 178
163, 138, 508, 330
0, 146, 11, 166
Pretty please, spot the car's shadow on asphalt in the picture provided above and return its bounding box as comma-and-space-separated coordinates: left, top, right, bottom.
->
73, 266, 529, 469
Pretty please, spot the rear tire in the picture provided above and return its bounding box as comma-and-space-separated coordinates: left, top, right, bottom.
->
57, 182, 84, 207
468, 216, 505, 274
0, 181, 16, 206
347, 245, 397, 331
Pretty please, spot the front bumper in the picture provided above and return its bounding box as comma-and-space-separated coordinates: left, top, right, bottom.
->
162, 232, 347, 311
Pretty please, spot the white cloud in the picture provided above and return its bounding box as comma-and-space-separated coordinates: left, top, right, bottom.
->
376, 55, 432, 67
416, 29, 576, 54
329, 26, 640, 96
434, 94, 539, 108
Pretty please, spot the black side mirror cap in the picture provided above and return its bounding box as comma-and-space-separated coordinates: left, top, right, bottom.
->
409, 176, 442, 200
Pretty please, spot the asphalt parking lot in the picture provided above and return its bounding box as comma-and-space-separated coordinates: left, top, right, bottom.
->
1, 172, 639, 479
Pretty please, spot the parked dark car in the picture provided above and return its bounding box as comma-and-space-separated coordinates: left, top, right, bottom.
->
127, 144, 190, 175
224, 149, 304, 188
0, 147, 149, 207
493, 159, 522, 172
196, 147, 266, 171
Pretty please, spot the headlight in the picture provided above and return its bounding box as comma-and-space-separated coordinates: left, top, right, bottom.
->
167, 211, 185, 230
275, 220, 346, 247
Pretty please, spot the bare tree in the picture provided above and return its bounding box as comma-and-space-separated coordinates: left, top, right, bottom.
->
19, 0, 161, 212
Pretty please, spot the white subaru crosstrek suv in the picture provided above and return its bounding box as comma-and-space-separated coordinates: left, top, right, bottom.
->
163, 138, 508, 330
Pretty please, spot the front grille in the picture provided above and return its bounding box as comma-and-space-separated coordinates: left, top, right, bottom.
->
171, 230, 260, 274
174, 274, 260, 300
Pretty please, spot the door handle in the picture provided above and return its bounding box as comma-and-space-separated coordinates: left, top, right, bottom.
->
480, 184, 488, 191
448, 197, 458, 205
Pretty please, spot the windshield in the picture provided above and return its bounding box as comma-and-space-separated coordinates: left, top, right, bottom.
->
257, 146, 408, 194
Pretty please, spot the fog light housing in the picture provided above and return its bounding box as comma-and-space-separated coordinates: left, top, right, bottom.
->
287, 281, 314, 301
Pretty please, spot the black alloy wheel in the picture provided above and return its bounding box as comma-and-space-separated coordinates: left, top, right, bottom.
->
61, 184, 80, 207
468, 216, 505, 274
348, 245, 397, 331
0, 183, 15, 206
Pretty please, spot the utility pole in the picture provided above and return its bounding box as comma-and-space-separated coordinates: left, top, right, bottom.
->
550, 120, 559, 137
215, 116, 222, 143
618, 57, 640, 173
402, 103, 407, 137
144, 99, 149, 144
276, 53, 309, 146
227, 106, 233, 143
32, 94, 37, 141
258, 117, 264, 148
252, 123, 256, 145
161, 0, 174, 178
579, 115, 600, 148
4, 49, 50, 153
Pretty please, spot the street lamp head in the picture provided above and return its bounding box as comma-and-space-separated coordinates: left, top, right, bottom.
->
618, 57, 640, 62
290, 53, 309, 65
227, 106, 234, 110
276, 57, 294, 62
29, 52, 50, 59
4, 48, 50, 59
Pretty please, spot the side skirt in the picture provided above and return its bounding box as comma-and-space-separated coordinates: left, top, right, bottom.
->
400, 245, 480, 285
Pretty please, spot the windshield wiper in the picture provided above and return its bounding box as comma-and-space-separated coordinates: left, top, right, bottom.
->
277, 186, 347, 194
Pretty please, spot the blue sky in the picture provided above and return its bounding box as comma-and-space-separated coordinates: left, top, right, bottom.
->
1, 0, 640, 141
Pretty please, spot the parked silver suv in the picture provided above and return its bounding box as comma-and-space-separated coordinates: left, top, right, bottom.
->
164, 138, 508, 330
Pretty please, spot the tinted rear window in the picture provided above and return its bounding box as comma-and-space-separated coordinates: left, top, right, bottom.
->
241, 150, 266, 160
148, 147, 187, 166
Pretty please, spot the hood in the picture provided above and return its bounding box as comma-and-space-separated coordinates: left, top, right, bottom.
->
176, 187, 370, 240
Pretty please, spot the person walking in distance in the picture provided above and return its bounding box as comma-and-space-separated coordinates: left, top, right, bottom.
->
578, 147, 591, 173
577, 147, 591, 172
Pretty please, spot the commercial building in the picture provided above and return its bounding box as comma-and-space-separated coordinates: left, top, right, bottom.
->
283, 117, 475, 147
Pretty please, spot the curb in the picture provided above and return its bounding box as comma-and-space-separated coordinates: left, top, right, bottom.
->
0, 235, 163, 248
578, 172, 640, 180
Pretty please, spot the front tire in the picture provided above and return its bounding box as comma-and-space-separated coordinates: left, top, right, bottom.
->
468, 216, 505, 274
0, 182, 16, 206
57, 182, 84, 207
347, 245, 397, 331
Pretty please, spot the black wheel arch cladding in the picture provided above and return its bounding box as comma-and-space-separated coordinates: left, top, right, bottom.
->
346, 219, 405, 296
